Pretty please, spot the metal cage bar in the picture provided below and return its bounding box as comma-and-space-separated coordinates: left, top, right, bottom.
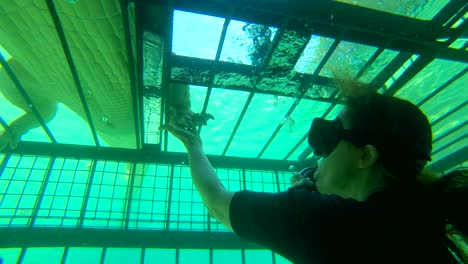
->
371, 52, 414, 88
198, 15, 232, 135
281, 38, 342, 160
221, 25, 288, 155
121, 0, 143, 149
78, 160, 97, 228
385, 55, 435, 96
388, 12, 467, 98
0, 153, 10, 176
428, 146, 467, 172
45, 0, 100, 146
31, 157, 56, 227
61, 247, 69, 264
0, 52, 57, 144
355, 47, 385, 80
171, 54, 380, 101
417, 67, 467, 107
125, 163, 137, 229
432, 101, 466, 127
432, 135, 466, 156
257, 37, 342, 158
433, 121, 466, 144
100, 248, 107, 264
160, 3, 175, 152
431, 0, 468, 27
165, 164, 175, 230
164, 0, 468, 63
17, 247, 27, 264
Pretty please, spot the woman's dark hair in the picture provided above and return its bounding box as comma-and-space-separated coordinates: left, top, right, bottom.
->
336, 81, 467, 259
343, 92, 432, 182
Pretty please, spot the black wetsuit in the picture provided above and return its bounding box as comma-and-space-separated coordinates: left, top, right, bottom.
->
229, 188, 456, 264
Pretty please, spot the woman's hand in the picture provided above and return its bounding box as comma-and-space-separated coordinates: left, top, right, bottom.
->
161, 124, 202, 150
290, 173, 315, 188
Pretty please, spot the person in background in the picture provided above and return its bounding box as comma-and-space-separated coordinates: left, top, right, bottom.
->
162, 81, 467, 263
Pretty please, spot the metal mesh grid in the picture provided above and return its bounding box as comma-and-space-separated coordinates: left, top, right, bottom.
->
83, 161, 131, 228
244, 170, 278, 193
0, 154, 298, 233
34, 158, 91, 227
244, 249, 274, 264
104, 248, 142, 264
128, 163, 171, 230
0, 247, 291, 264
0, 155, 50, 227
21, 247, 65, 264
169, 166, 208, 231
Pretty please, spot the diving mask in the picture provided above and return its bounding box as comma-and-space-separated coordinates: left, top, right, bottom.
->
308, 117, 356, 158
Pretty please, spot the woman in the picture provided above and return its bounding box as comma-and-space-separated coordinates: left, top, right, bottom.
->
162, 85, 467, 263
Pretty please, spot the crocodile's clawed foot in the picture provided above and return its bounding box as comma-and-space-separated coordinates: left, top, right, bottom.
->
189, 112, 215, 127
168, 108, 215, 131
0, 129, 20, 152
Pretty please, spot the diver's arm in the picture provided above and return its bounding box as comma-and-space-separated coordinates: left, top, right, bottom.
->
162, 124, 234, 231
187, 145, 234, 231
